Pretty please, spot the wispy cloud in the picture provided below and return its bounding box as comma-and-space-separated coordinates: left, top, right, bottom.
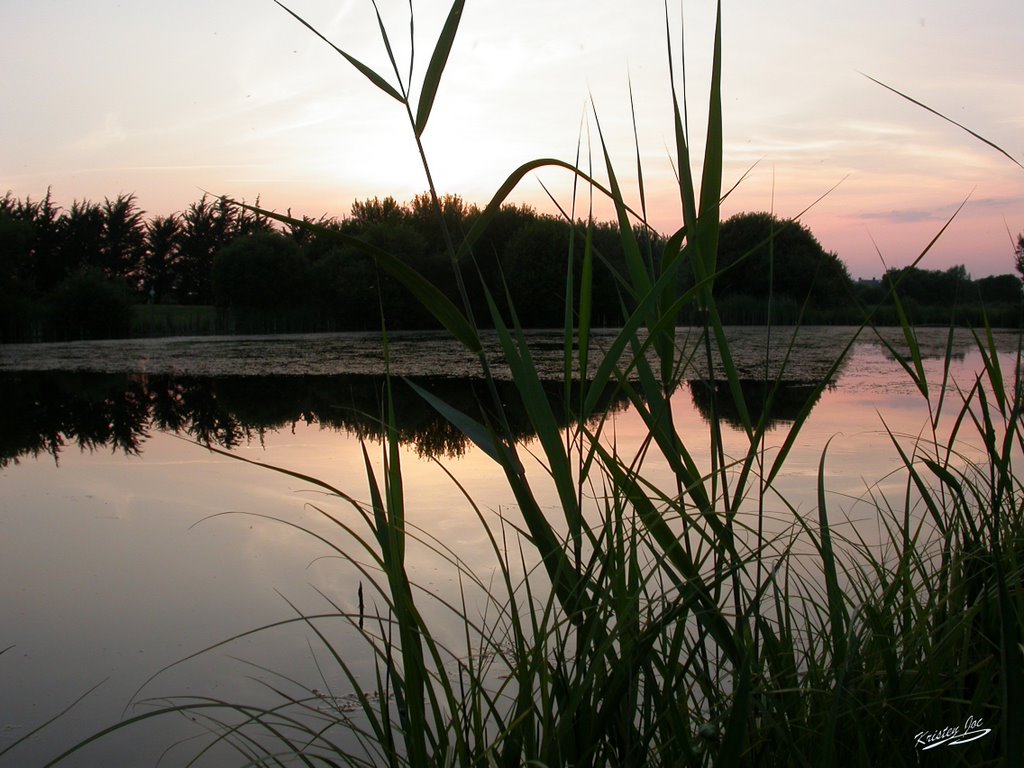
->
73, 164, 268, 174
66, 113, 127, 154
853, 195, 1020, 224
855, 207, 946, 224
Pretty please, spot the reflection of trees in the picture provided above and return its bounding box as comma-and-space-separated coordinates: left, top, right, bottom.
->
0, 372, 152, 465
148, 377, 254, 449
870, 328, 969, 364
682, 327, 854, 430
687, 379, 834, 431
0, 371, 630, 465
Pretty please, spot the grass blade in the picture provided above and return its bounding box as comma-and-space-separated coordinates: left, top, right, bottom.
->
816, 438, 847, 664
0, 680, 107, 761
457, 157, 624, 264
404, 377, 509, 466
697, 1, 724, 271
863, 73, 1024, 170
273, 1, 405, 103
414, 0, 465, 136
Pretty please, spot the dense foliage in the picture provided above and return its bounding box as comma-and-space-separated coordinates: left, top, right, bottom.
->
714, 212, 852, 304
1014, 232, 1024, 284
0, 189, 638, 339
1, 190, 1020, 341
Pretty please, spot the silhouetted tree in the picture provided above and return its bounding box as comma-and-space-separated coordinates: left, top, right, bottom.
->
0, 198, 35, 290
349, 196, 404, 226
1, 189, 62, 295
48, 199, 104, 292
462, 202, 536, 320
36, 189, 1024, 334
99, 193, 146, 285
176, 195, 234, 303
408, 192, 474, 253
0, 206, 38, 337
713, 212, 852, 309
231, 196, 275, 239
361, 219, 432, 327
29, 191, 63, 294
974, 274, 1021, 304
1015, 233, 1024, 283
588, 220, 633, 325
285, 211, 336, 247
212, 231, 307, 312
49, 267, 133, 339
142, 214, 180, 303
502, 215, 577, 328
882, 265, 969, 308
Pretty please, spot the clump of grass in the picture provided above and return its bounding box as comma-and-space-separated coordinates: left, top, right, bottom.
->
42, 2, 1022, 766
131, 304, 219, 337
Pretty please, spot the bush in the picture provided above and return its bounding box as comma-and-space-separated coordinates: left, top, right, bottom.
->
212, 231, 308, 312
714, 212, 853, 308
49, 268, 133, 339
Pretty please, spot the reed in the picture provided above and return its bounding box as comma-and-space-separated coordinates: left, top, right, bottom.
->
44, 2, 1022, 765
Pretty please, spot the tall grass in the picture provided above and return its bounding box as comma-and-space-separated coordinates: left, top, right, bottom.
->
43, 2, 1022, 766
131, 304, 219, 336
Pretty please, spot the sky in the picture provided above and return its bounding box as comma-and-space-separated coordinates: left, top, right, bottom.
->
2, 0, 1022, 279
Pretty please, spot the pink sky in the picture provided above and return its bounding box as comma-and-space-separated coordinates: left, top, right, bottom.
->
2, 1, 1022, 278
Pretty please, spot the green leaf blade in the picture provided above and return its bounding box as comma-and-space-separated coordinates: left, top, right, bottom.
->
274, 1, 405, 103
414, 0, 465, 136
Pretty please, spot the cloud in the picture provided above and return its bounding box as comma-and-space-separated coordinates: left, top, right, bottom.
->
71, 163, 266, 174
66, 113, 127, 155
966, 195, 1024, 211
853, 195, 1021, 224
855, 207, 946, 224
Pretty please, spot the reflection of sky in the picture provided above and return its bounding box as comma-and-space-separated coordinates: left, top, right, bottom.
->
1, 434, 382, 765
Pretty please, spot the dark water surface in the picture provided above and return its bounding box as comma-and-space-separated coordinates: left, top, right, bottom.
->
1, 327, 1019, 765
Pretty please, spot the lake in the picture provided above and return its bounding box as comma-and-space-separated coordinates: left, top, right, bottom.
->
1, 326, 1019, 765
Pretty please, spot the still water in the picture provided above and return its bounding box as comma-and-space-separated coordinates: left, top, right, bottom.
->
0, 326, 1019, 765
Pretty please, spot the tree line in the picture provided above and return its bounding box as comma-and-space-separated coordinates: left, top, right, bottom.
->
702, 211, 1022, 327
0, 189, 641, 339
1, 189, 1020, 341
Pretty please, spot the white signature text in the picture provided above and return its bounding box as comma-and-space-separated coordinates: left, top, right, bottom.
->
914, 716, 992, 750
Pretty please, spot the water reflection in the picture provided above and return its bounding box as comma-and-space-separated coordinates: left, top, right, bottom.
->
3, 372, 636, 464
25, 326, 1002, 467
687, 378, 834, 430
2, 368, 844, 466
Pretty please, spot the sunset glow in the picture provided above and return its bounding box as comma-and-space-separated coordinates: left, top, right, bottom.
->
2, 0, 1022, 278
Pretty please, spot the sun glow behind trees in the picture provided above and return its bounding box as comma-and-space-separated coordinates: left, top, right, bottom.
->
1, 1, 1022, 279
2, 189, 1020, 342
